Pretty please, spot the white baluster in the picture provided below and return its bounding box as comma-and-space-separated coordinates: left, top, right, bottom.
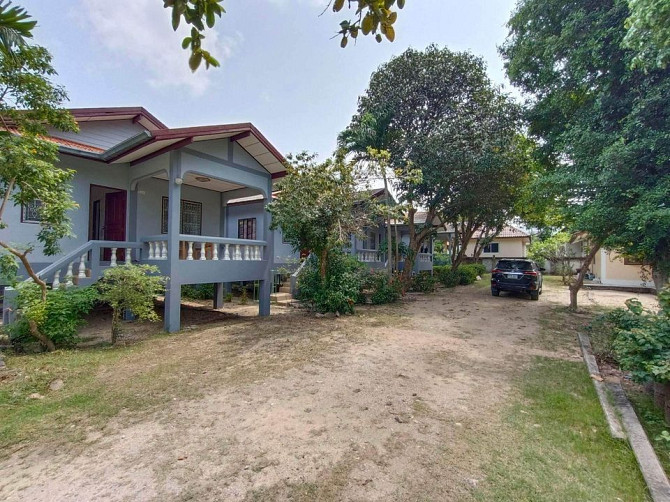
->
224, 243, 230, 260
161, 241, 168, 260
110, 248, 118, 267
255, 246, 261, 261
235, 244, 242, 260
199, 243, 207, 260
212, 244, 219, 261
52, 270, 60, 289
148, 241, 155, 260
244, 245, 250, 261
65, 262, 74, 287
187, 241, 194, 260
78, 253, 87, 279
125, 248, 132, 264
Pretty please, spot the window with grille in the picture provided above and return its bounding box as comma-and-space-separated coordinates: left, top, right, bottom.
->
161, 197, 202, 235
483, 243, 499, 253
21, 200, 42, 223
238, 218, 257, 240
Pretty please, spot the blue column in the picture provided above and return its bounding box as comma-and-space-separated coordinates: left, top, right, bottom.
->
259, 180, 273, 317
213, 283, 224, 309
164, 151, 182, 333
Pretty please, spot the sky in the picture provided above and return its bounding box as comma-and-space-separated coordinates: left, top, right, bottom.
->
22, 0, 519, 159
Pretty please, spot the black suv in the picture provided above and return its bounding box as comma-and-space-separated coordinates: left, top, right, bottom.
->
491, 259, 544, 300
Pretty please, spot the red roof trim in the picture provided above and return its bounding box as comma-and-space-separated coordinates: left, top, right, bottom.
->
69, 107, 168, 130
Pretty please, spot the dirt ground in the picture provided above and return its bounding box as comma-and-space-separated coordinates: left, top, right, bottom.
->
0, 281, 658, 501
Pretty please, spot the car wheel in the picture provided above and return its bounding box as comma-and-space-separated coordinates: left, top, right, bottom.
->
491, 289, 500, 297
530, 291, 539, 301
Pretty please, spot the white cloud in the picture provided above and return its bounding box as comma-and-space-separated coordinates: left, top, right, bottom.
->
76, 0, 241, 95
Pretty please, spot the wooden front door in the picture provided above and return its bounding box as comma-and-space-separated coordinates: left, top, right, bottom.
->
103, 190, 127, 261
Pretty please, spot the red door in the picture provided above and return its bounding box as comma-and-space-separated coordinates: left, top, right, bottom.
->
103, 191, 127, 261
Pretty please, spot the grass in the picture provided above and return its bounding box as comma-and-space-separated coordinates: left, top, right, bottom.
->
476, 356, 649, 501
627, 387, 670, 476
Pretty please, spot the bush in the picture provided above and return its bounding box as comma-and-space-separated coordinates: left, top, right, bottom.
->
181, 283, 214, 300
591, 289, 670, 384
457, 264, 480, 285
433, 252, 451, 266
97, 264, 165, 343
361, 270, 403, 304
434, 265, 459, 288
411, 272, 438, 293
469, 263, 487, 276
7, 284, 99, 349
297, 251, 366, 314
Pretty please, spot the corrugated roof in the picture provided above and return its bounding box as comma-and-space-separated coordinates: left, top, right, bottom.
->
3, 128, 105, 153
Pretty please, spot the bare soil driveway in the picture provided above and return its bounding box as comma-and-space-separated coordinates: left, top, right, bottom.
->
0, 280, 656, 501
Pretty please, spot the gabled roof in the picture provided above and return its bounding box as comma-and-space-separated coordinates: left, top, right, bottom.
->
52, 107, 286, 176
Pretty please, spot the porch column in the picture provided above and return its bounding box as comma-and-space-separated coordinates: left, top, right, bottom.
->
213, 283, 224, 309
164, 151, 183, 333
259, 181, 273, 317
128, 187, 138, 250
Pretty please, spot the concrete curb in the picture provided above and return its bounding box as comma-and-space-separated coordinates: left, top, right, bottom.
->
577, 333, 625, 439
608, 382, 670, 502
578, 333, 670, 502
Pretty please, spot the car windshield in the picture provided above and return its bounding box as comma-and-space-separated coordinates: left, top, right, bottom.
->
496, 260, 533, 271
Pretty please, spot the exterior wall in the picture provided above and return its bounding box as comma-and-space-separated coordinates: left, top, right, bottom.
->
136, 177, 222, 238
47, 120, 147, 150
598, 250, 650, 287
464, 237, 529, 259
0, 154, 131, 266
226, 201, 268, 242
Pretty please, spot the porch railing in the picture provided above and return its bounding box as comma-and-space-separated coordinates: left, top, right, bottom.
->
141, 235, 266, 262
356, 249, 381, 263
417, 253, 432, 263
31, 240, 143, 288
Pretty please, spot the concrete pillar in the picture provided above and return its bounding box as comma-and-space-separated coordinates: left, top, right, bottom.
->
213, 283, 224, 309
128, 186, 138, 244
164, 151, 182, 333
259, 183, 273, 317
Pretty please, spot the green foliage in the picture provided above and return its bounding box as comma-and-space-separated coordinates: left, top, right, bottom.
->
297, 251, 365, 314
591, 289, 670, 383
224, 292, 233, 303
97, 265, 165, 342
164, 0, 406, 70
7, 283, 98, 348
268, 153, 368, 280
501, 0, 670, 289
410, 271, 437, 293
434, 264, 481, 287
623, 0, 670, 69
0, 1, 35, 54
181, 283, 214, 300
361, 269, 402, 304
433, 252, 450, 266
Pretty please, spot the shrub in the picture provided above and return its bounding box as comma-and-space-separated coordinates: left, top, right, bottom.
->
361, 270, 403, 304
297, 251, 366, 314
181, 283, 214, 300
469, 263, 487, 276
434, 265, 459, 288
411, 271, 438, 293
433, 252, 451, 266
457, 264, 480, 285
97, 264, 165, 343
591, 289, 670, 384
224, 292, 233, 303
7, 284, 99, 349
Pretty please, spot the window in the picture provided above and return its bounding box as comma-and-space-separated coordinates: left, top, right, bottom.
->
483, 243, 499, 254
238, 218, 257, 240
161, 197, 202, 235
21, 200, 42, 223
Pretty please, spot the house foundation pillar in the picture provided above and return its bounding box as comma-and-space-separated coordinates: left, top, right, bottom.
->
213, 283, 224, 309
164, 150, 182, 333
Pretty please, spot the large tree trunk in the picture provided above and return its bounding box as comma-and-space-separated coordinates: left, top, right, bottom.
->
401, 207, 418, 287
383, 174, 392, 276
652, 267, 668, 294
568, 243, 601, 311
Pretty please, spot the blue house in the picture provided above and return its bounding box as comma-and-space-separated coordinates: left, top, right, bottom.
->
1, 107, 286, 332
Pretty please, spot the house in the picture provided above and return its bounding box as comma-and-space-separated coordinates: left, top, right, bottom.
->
591, 249, 653, 290
440, 224, 531, 271
1, 107, 286, 332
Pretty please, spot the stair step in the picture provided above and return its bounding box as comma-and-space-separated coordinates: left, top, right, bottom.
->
271, 292, 293, 303
278, 286, 291, 293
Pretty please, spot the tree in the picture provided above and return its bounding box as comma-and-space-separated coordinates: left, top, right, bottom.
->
623, 0, 670, 69
345, 45, 526, 283
97, 264, 165, 344
267, 153, 369, 281
0, 42, 78, 348
527, 231, 576, 283
164, 0, 407, 71
501, 0, 670, 309
0, 1, 34, 55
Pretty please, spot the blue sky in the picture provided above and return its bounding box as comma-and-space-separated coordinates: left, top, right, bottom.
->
22, 0, 518, 158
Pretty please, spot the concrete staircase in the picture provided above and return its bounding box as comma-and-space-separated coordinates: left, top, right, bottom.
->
271, 284, 298, 307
